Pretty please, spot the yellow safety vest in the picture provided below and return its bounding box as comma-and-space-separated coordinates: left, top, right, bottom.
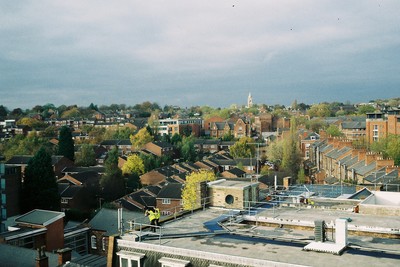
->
155, 208, 160, 219
147, 210, 156, 221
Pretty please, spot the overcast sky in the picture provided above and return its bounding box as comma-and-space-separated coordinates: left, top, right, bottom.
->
1, 1, 399, 109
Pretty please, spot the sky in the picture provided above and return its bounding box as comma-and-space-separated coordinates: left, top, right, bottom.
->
1, 0, 400, 110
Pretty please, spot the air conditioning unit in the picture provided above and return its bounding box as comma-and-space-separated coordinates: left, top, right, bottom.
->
314, 220, 326, 242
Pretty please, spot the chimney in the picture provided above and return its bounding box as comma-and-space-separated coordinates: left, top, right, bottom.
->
57, 248, 72, 265
357, 150, 366, 161
36, 246, 48, 267
338, 140, 352, 149
365, 152, 377, 165
377, 157, 395, 169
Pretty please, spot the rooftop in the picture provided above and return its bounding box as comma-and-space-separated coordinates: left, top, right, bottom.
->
118, 204, 400, 267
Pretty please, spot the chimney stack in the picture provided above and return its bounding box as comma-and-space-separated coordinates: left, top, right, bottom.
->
57, 248, 72, 265
35, 246, 48, 267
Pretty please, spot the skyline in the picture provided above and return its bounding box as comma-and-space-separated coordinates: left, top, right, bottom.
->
1, 1, 400, 109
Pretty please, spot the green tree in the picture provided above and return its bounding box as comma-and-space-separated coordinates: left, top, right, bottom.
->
126, 172, 141, 192
40, 126, 58, 138
140, 153, 157, 172
21, 147, 60, 212
230, 137, 255, 159
306, 119, 327, 133
326, 124, 344, 137
281, 117, 301, 180
0, 105, 8, 118
266, 139, 284, 165
75, 144, 96, 166
100, 147, 125, 201
180, 135, 196, 162
130, 128, 153, 151
371, 134, 400, 165
58, 126, 74, 161
221, 132, 234, 141
122, 154, 145, 176
170, 133, 182, 145
297, 168, 306, 184
357, 105, 375, 115
182, 170, 216, 211
307, 103, 332, 118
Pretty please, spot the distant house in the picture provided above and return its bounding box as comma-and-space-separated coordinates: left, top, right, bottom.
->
221, 167, 247, 178
156, 183, 183, 216
142, 141, 174, 157
0, 209, 65, 252
233, 118, 251, 138
140, 166, 179, 186
115, 185, 162, 211
88, 208, 146, 256
6, 155, 74, 178
57, 171, 101, 212
100, 139, 132, 155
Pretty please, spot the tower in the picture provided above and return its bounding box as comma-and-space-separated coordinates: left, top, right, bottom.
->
247, 93, 253, 108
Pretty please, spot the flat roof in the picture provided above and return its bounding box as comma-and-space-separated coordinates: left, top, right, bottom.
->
15, 209, 65, 226
120, 207, 400, 267
208, 179, 258, 189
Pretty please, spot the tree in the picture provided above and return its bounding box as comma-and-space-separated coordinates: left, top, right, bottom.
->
75, 144, 96, 166
140, 153, 157, 172
230, 137, 255, 159
221, 132, 234, 141
0, 105, 8, 118
58, 126, 74, 161
266, 139, 284, 165
307, 103, 332, 118
281, 117, 301, 180
357, 105, 375, 115
297, 168, 306, 184
170, 133, 182, 145
100, 147, 125, 201
122, 154, 145, 176
182, 170, 216, 211
130, 128, 153, 151
371, 134, 400, 166
326, 124, 344, 137
21, 147, 60, 212
180, 135, 196, 162
306, 119, 327, 133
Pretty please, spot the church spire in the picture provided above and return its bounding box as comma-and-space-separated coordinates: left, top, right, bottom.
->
247, 92, 253, 108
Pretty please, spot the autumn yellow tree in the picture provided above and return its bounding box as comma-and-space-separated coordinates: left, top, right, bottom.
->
130, 128, 153, 151
122, 154, 145, 176
182, 170, 216, 211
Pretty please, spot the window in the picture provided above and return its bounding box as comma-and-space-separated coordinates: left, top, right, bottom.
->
117, 251, 144, 267
162, 198, 171, 204
225, 195, 234, 204
0, 179, 5, 190
91, 235, 97, 249
102, 237, 106, 251
1, 194, 6, 205
61, 198, 68, 204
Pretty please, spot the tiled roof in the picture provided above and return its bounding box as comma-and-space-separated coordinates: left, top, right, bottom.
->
60, 185, 83, 198
62, 166, 105, 174
157, 183, 183, 199
223, 167, 246, 177
356, 162, 376, 176
341, 121, 366, 129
